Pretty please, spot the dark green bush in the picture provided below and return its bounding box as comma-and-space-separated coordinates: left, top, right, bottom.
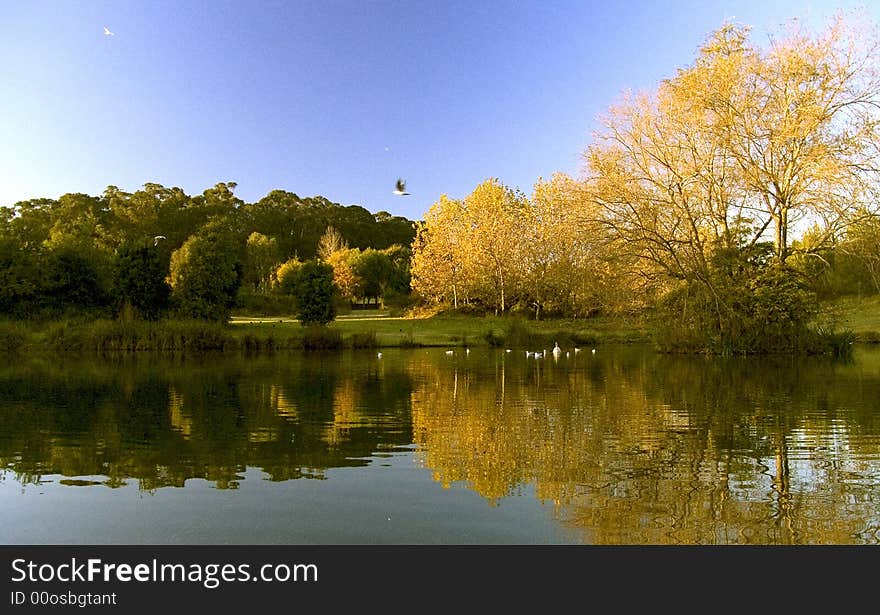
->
290, 261, 337, 326
301, 325, 342, 350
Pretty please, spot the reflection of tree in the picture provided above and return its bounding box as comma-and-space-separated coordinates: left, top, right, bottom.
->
2, 349, 879, 543
0, 354, 414, 490
407, 349, 880, 544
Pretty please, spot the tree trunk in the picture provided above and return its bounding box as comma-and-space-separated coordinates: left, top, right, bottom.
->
774, 206, 789, 263
499, 269, 505, 313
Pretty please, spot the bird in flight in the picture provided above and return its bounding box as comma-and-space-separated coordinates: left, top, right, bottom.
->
393, 178, 410, 196
153, 235, 166, 246
104, 26, 114, 36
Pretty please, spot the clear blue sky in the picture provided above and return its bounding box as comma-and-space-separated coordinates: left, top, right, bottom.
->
1, 1, 877, 221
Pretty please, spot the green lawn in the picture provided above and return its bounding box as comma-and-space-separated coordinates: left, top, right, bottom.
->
822, 295, 880, 341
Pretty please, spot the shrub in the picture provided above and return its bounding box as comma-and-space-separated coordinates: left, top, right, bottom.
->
301, 325, 343, 350
290, 260, 337, 326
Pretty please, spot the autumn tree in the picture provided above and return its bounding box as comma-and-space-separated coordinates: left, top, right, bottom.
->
703, 20, 880, 263
590, 18, 880, 269
526, 173, 612, 318
316, 225, 348, 261
411, 180, 528, 313
411, 195, 468, 308
465, 179, 529, 313
586, 17, 880, 351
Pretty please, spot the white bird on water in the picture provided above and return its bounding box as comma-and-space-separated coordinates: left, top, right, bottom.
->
552, 342, 562, 357
445, 350, 454, 355
104, 26, 114, 36
393, 178, 410, 196
377, 352, 382, 358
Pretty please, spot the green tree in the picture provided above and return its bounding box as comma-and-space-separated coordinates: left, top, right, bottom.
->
7, 198, 56, 249
244, 232, 281, 293
352, 249, 394, 305
0, 238, 39, 317
840, 213, 880, 293
113, 245, 171, 320
44, 193, 109, 251
40, 246, 111, 315
290, 260, 337, 326
274, 258, 304, 295
382, 244, 412, 295
169, 224, 245, 321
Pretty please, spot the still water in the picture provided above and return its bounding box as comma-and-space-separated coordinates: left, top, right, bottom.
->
1, 346, 878, 544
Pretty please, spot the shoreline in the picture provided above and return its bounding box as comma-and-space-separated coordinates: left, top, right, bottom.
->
1, 311, 877, 356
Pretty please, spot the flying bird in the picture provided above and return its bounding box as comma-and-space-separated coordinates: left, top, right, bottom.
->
393, 178, 410, 196
153, 235, 166, 246
103, 26, 114, 36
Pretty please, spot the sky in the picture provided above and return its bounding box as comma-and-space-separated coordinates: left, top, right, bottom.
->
2, 0, 879, 221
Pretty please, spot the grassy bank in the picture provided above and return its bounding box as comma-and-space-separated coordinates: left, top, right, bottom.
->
2, 296, 876, 354
230, 311, 650, 349
0, 311, 649, 354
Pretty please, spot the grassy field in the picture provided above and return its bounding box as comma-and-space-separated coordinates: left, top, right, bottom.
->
821, 295, 880, 342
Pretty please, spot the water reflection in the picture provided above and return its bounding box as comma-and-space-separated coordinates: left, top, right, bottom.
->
409, 349, 880, 544
0, 353, 414, 490
1, 347, 879, 544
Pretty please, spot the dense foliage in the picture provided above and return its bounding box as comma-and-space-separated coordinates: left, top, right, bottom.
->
287, 260, 337, 326
0, 182, 417, 320
113, 245, 171, 320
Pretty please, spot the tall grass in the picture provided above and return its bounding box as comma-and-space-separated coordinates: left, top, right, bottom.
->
41, 319, 238, 352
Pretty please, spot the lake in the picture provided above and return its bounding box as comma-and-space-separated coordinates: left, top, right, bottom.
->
1, 345, 878, 544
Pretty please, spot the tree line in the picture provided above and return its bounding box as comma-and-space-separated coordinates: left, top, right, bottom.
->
3, 16, 879, 354
0, 182, 416, 322
410, 17, 880, 353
